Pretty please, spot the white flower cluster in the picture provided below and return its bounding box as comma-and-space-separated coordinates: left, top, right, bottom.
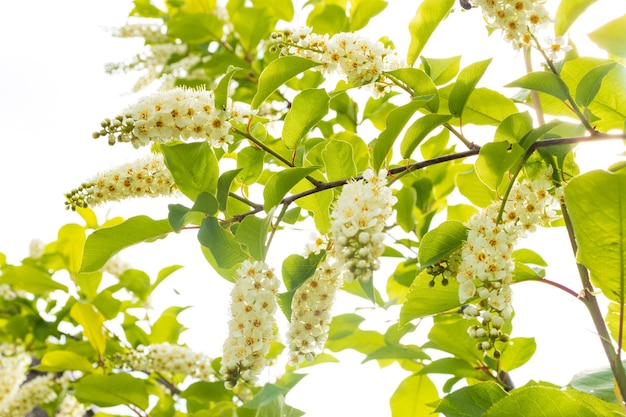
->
110, 19, 169, 43
93, 87, 255, 150
0, 374, 57, 417
102, 255, 132, 277
124, 342, 214, 381
456, 170, 558, 352
0, 284, 18, 301
221, 261, 280, 389
0, 345, 31, 403
272, 27, 402, 94
56, 395, 87, 417
330, 169, 397, 282
471, 0, 552, 50
65, 154, 176, 210
286, 261, 342, 365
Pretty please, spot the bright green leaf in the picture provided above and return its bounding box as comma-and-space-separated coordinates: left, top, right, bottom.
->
435, 382, 508, 417
252, 56, 320, 109
214, 66, 242, 110
350, 0, 388, 31
57, 224, 86, 273
588, 15, 626, 59
237, 147, 264, 185
81, 216, 172, 273
512, 248, 548, 266
420, 55, 461, 86
198, 217, 247, 269
235, 213, 272, 261
449, 58, 492, 118
564, 168, 626, 303
418, 220, 467, 268
167, 12, 223, 43
569, 358, 626, 403
232, 7, 272, 53
252, 0, 294, 21
407, 0, 455, 66
575, 62, 617, 107
419, 357, 485, 380
499, 337, 536, 371
282, 89, 330, 149
495, 112, 533, 143
161, 142, 219, 200
400, 114, 451, 159
37, 350, 95, 374
322, 140, 356, 181
217, 169, 243, 211
263, 166, 320, 211
475, 142, 524, 190
150, 306, 188, 344
456, 167, 497, 207
74, 374, 149, 409
390, 374, 439, 417
307, 4, 348, 35
70, 302, 106, 356
506, 71, 570, 101
363, 345, 429, 363
555, 0, 598, 35
0, 265, 67, 294
400, 270, 462, 326
428, 314, 484, 364
395, 186, 417, 233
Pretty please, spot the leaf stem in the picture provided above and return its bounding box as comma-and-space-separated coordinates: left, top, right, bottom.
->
562, 202, 626, 403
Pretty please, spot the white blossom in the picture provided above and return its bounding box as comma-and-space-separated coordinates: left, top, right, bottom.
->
0, 345, 31, 405
124, 342, 214, 381
0, 374, 57, 417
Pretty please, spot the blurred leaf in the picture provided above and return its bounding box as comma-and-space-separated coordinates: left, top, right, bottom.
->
282, 89, 330, 149
400, 270, 462, 326
606, 302, 626, 356
419, 357, 485, 380
350, 0, 387, 31
232, 7, 273, 53
161, 142, 219, 200
407, 0, 455, 66
307, 4, 348, 35
182, 381, 233, 413
395, 186, 417, 233
252, 0, 294, 21
0, 265, 67, 294
400, 114, 451, 159
198, 217, 247, 269
363, 345, 429, 363
449, 58, 492, 118
588, 15, 626, 59
252, 56, 320, 109
575, 62, 617, 107
435, 382, 507, 417
263, 166, 320, 211
564, 168, 626, 303
167, 12, 223, 43
322, 140, 356, 181
57, 224, 86, 273
81, 216, 172, 273
70, 302, 106, 357
554, 0, 598, 35
74, 374, 149, 409
150, 306, 188, 344
506, 72, 570, 101
37, 350, 95, 374
569, 359, 626, 403
390, 374, 439, 417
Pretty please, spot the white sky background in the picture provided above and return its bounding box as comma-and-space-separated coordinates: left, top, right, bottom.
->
1, 1, 626, 416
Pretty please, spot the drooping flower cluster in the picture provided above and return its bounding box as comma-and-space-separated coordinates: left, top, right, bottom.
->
55, 395, 87, 417
123, 342, 214, 381
65, 154, 176, 210
455, 170, 559, 353
330, 169, 397, 282
286, 261, 342, 365
0, 374, 58, 417
221, 261, 280, 389
0, 345, 31, 403
470, 0, 552, 50
271, 27, 403, 94
92, 87, 255, 149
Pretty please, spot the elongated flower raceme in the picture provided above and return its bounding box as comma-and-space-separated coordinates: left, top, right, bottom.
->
454, 169, 559, 353
0, 374, 58, 417
286, 260, 342, 365
0, 345, 31, 404
93, 87, 255, 149
64, 153, 176, 210
221, 261, 280, 389
330, 169, 397, 282
271, 28, 403, 96
123, 342, 214, 381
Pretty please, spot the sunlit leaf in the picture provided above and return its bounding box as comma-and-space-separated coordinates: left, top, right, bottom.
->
420, 55, 461, 86
161, 142, 219, 200
214, 66, 242, 110
575, 62, 617, 107
588, 15, 626, 59
57, 224, 86, 273
234, 213, 273, 261
322, 140, 356, 181
456, 167, 497, 207
350, 0, 388, 31
167, 12, 223, 43
252, 56, 320, 109
400, 114, 451, 159
307, 4, 348, 35
475, 142, 524, 191
407, 0, 455, 66
232, 7, 273, 53
198, 217, 247, 269
499, 337, 536, 371
418, 220, 467, 269
448, 58, 492, 118
237, 147, 264, 185
506, 71, 570, 101
37, 350, 95, 374
0, 265, 67, 294
435, 382, 508, 417
570, 359, 626, 403
390, 374, 439, 417
150, 306, 188, 344
263, 166, 320, 211
74, 374, 149, 409
554, 0, 598, 36
282, 89, 330, 149
70, 302, 106, 356
400, 270, 462, 326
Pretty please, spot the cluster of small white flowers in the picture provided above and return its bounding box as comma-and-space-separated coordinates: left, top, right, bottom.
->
124, 342, 214, 381
271, 27, 403, 94
221, 260, 280, 389
302, 234, 328, 257
330, 169, 397, 282
29, 239, 46, 259
65, 154, 176, 210
0, 345, 31, 403
102, 255, 132, 277
93, 87, 255, 150
109, 19, 169, 43
0, 374, 57, 417
456, 169, 558, 353
55, 395, 87, 417
286, 261, 342, 365
0, 284, 18, 301
471, 0, 552, 50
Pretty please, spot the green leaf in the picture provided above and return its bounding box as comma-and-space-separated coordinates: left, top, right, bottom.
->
242, 374, 306, 409
400, 114, 451, 159
217, 169, 242, 211
372, 99, 425, 171
70, 302, 106, 356
214, 66, 242, 111
182, 381, 233, 413
554, 0, 598, 36
395, 186, 417, 233
252, 0, 294, 21
282, 253, 324, 292
252, 56, 321, 109
93, 290, 122, 320
420, 55, 461, 86
475, 142, 524, 191
569, 359, 626, 403
435, 382, 508, 417
606, 302, 626, 354
449, 58, 492, 118
390, 374, 439, 417
57, 223, 86, 273
167, 12, 223, 43
198, 217, 247, 269
263, 166, 320, 211
482, 386, 618, 417
232, 7, 272, 53
236, 147, 264, 185
385, 68, 438, 108
588, 15, 626, 59
428, 314, 483, 364
74, 374, 149, 409
418, 220, 467, 268
459, 88, 519, 126
494, 112, 533, 144
456, 167, 497, 207
306, 4, 348, 35
0, 265, 67, 294
362, 345, 429, 363
418, 357, 485, 380
81, 216, 172, 273
400, 270, 462, 326
161, 142, 219, 200
282, 89, 330, 149
322, 140, 356, 181
407, 0, 455, 66
498, 337, 536, 371
512, 248, 548, 266
235, 213, 272, 261
505, 71, 570, 101
350, 0, 388, 31
37, 350, 95, 374
564, 168, 626, 303
150, 306, 188, 344
575, 62, 617, 107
